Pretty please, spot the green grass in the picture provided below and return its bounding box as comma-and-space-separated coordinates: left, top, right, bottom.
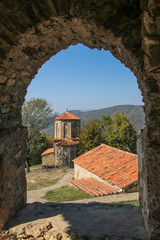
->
26, 164, 42, 173
30, 164, 42, 169
42, 186, 139, 205
113, 200, 139, 206
27, 177, 62, 191
42, 186, 92, 202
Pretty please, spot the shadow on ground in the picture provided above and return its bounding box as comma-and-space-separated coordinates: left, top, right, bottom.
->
4, 201, 148, 240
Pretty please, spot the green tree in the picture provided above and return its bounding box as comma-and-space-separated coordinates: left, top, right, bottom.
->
27, 127, 53, 166
78, 119, 102, 155
22, 98, 57, 130
101, 112, 137, 153
22, 98, 57, 167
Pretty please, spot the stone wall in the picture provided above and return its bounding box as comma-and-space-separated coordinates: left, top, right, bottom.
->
42, 153, 55, 167
71, 120, 80, 138
55, 120, 71, 139
55, 120, 80, 139
55, 145, 77, 168
0, 127, 27, 229
0, 0, 159, 238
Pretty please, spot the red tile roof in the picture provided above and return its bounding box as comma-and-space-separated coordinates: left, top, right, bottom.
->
69, 178, 118, 197
41, 148, 54, 156
53, 137, 62, 142
54, 139, 79, 146
54, 112, 81, 120
73, 144, 138, 189
72, 137, 80, 141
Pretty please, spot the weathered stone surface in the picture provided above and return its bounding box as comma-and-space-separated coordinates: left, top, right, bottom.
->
0, 127, 27, 229
0, 1, 159, 239
42, 152, 55, 167
3, 202, 147, 240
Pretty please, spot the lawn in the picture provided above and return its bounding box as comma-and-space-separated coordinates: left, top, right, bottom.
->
113, 199, 139, 206
42, 185, 139, 205
42, 186, 91, 202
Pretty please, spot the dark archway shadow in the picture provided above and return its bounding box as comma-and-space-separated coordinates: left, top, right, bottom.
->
6, 201, 147, 239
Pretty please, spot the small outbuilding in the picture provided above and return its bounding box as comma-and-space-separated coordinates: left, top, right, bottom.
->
41, 148, 55, 167
70, 144, 138, 196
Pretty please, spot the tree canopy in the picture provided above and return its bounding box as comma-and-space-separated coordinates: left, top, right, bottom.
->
78, 119, 102, 155
22, 98, 57, 131
100, 112, 137, 153
22, 98, 56, 166
27, 127, 53, 166
78, 112, 137, 155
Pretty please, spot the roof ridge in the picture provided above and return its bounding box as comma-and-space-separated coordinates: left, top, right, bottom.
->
101, 144, 137, 157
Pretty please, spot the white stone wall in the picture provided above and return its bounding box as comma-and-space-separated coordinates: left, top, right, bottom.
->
74, 164, 121, 191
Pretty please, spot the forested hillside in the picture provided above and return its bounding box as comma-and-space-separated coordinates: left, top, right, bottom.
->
44, 105, 145, 136
70, 105, 145, 133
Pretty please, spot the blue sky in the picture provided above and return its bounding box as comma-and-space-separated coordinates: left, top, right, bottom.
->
26, 44, 143, 114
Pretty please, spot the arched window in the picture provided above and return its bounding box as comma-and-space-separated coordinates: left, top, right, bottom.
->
64, 123, 68, 138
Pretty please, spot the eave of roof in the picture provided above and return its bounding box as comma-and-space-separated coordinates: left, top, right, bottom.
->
41, 148, 54, 156
53, 137, 62, 142
54, 139, 79, 146
54, 111, 81, 120
69, 178, 118, 197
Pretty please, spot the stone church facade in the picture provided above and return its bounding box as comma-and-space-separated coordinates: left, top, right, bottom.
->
41, 111, 80, 168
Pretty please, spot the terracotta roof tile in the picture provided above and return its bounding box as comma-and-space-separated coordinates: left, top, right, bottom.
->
54, 112, 81, 120
72, 137, 80, 141
41, 148, 54, 156
69, 178, 118, 197
53, 137, 62, 142
73, 144, 138, 189
54, 139, 79, 146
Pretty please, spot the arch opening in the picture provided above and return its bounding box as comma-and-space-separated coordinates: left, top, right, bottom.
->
26, 43, 143, 202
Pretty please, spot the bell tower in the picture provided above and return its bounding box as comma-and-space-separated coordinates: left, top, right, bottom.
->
54, 111, 81, 140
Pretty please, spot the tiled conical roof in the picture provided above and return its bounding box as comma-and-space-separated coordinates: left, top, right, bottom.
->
54, 112, 81, 120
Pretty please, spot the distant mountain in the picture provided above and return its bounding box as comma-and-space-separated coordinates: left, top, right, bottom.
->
70, 105, 145, 133
43, 105, 145, 136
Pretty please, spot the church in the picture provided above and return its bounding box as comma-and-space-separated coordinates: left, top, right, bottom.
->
41, 111, 81, 168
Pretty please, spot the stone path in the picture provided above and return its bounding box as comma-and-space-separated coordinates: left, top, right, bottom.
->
27, 169, 139, 204
27, 169, 74, 203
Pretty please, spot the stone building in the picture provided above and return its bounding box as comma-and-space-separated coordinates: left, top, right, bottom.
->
54, 111, 81, 139
70, 144, 138, 196
41, 148, 55, 166
41, 111, 80, 167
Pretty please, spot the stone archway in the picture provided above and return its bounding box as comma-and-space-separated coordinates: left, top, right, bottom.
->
0, 1, 160, 239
